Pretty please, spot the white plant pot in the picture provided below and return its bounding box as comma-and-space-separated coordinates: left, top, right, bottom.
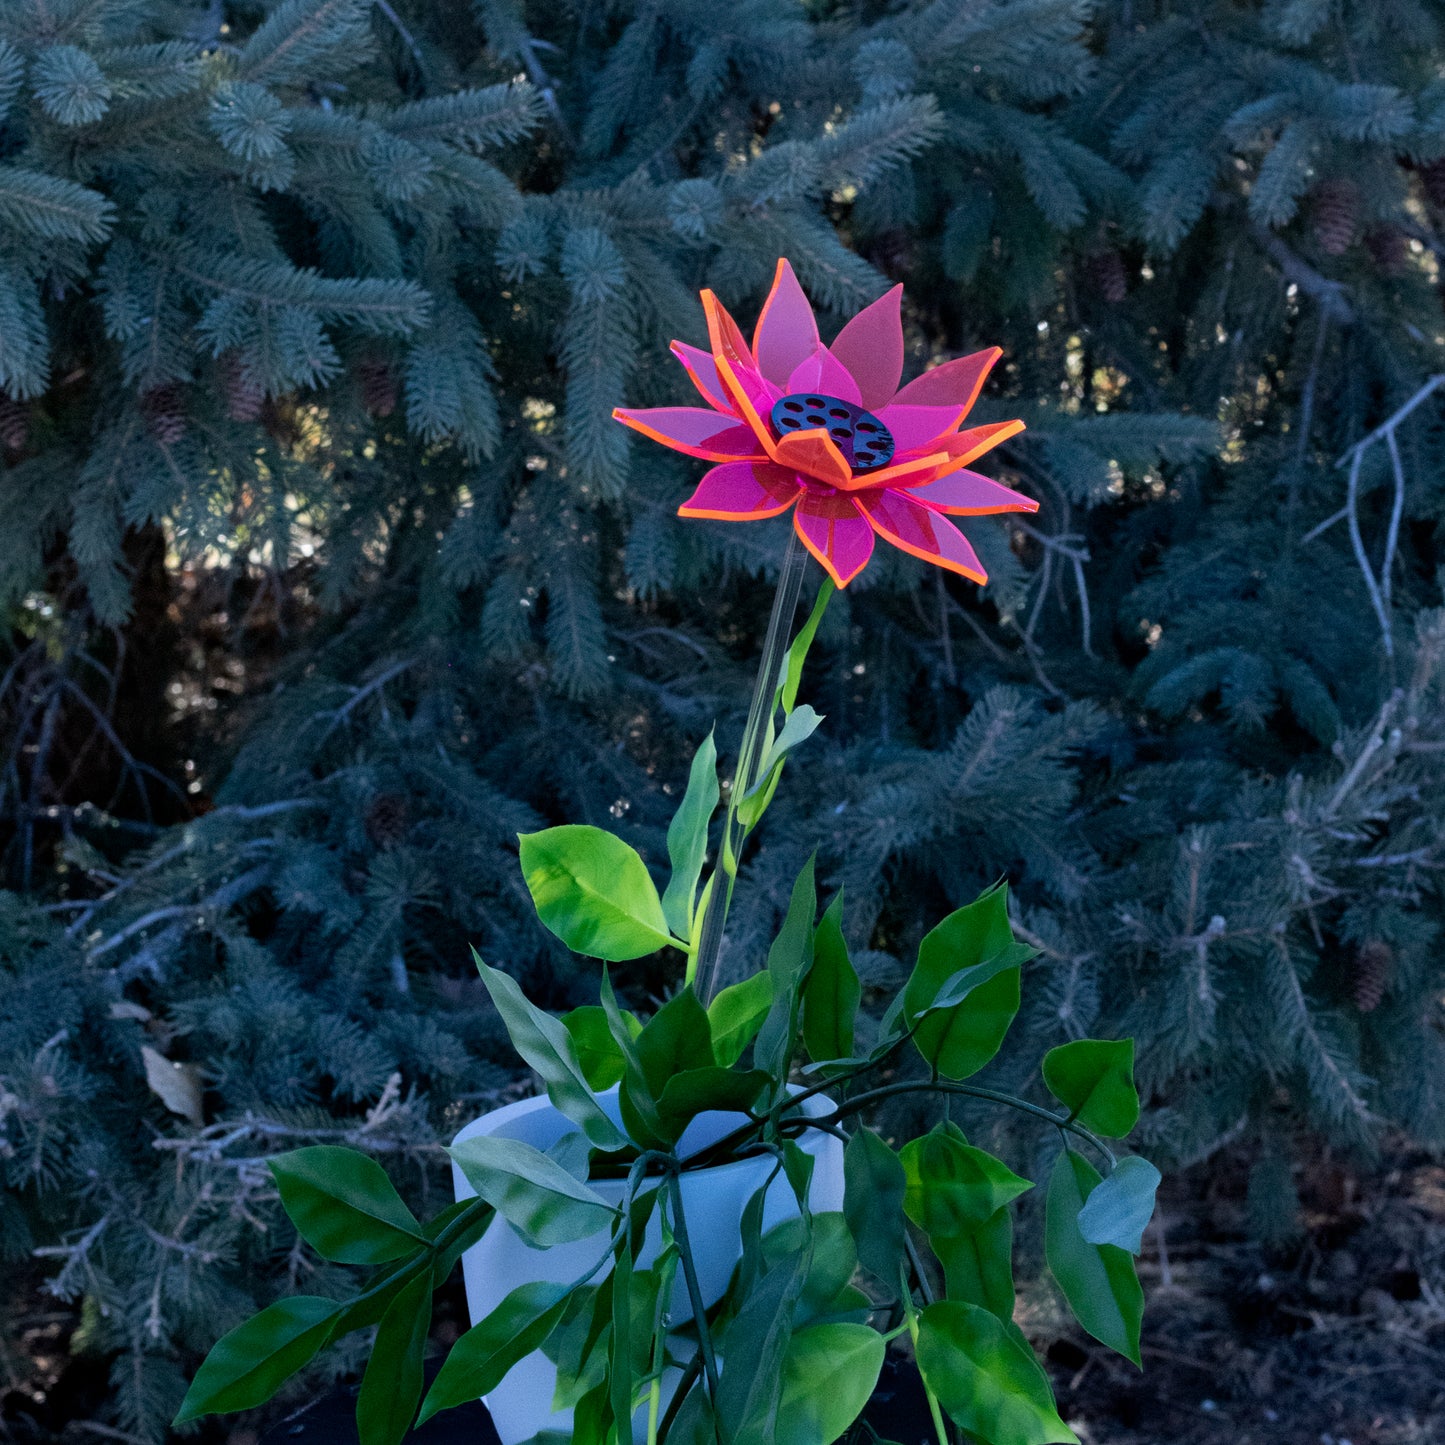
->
451, 1084, 843, 1445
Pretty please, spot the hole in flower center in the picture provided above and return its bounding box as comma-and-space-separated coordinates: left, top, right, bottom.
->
770, 393, 896, 472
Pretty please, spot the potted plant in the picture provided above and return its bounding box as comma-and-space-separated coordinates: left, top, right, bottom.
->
175, 262, 1160, 1445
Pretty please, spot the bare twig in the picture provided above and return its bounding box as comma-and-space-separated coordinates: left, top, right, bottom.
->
1344, 448, 1394, 660
1249, 222, 1356, 326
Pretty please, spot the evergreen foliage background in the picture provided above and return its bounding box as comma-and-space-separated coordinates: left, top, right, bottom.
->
0, 0, 1442, 1435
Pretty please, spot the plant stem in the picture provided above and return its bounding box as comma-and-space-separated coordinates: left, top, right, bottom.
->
666, 1172, 721, 1403
691, 529, 808, 1003
655, 1351, 704, 1443
900, 1260, 950, 1445
823, 1080, 1118, 1169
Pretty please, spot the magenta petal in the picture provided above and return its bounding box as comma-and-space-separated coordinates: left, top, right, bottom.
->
876, 402, 970, 454
786, 345, 863, 405
857, 489, 988, 583
679, 461, 802, 520
793, 489, 874, 587
891, 348, 1001, 412
671, 341, 736, 415
614, 407, 766, 461
905, 469, 1038, 515
829, 284, 903, 410
753, 259, 821, 386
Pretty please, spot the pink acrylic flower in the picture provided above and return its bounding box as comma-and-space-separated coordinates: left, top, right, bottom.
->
612, 258, 1034, 588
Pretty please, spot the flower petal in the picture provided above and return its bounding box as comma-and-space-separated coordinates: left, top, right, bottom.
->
774, 428, 853, 487
794, 489, 874, 587
839, 450, 950, 492
856, 489, 988, 583
613, 407, 765, 462
828, 284, 903, 410
905, 469, 1038, 515
890, 347, 1001, 412
876, 402, 973, 454
786, 344, 862, 405
670, 341, 736, 415
700, 289, 755, 374
928, 419, 1026, 469
678, 461, 803, 521
753, 259, 820, 386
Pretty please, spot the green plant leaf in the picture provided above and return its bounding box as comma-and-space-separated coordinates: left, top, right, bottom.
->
759, 1213, 858, 1322
658, 1067, 770, 1141
545, 1286, 609, 1411
425, 1199, 495, 1284
743, 705, 824, 803
917, 1301, 1078, 1445
562, 1004, 641, 1091
609, 1213, 636, 1437
708, 972, 774, 1066
715, 1244, 811, 1445
1076, 1156, 1161, 1255
753, 857, 816, 1081
448, 1134, 618, 1247
519, 825, 673, 961
665, 1379, 718, 1445
635, 986, 713, 1095
779, 577, 835, 712
904, 884, 1029, 1078
901, 1128, 1033, 1237
269, 1146, 426, 1265
773, 1322, 883, 1445
417, 1281, 570, 1425
661, 729, 719, 941
473, 953, 624, 1150
1041, 1039, 1140, 1137
934, 1206, 1016, 1323
356, 1272, 431, 1445
1044, 1149, 1143, 1365
597, 970, 669, 1149
173, 1297, 341, 1423
843, 1127, 907, 1289
802, 891, 859, 1064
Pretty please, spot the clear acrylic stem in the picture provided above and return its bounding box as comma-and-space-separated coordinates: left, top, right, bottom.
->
691, 529, 808, 1004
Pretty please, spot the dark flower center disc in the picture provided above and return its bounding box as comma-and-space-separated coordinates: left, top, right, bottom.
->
770, 393, 895, 472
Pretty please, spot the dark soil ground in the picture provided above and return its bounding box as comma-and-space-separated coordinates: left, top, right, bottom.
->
1029, 1147, 1445, 1445
4, 1143, 1443, 1445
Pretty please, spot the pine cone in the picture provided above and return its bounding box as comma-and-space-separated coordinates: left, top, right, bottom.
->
365, 792, 410, 848
0, 395, 29, 452
1365, 225, 1408, 277
1312, 179, 1360, 256
1083, 248, 1128, 304
357, 357, 397, 418
141, 385, 187, 444
1419, 158, 1445, 210
222, 354, 264, 422
1352, 940, 1392, 1013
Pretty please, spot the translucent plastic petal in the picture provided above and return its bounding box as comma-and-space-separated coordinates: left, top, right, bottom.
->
678, 461, 803, 521
838, 450, 949, 492
786, 345, 863, 405
904, 469, 1038, 515
774, 428, 853, 487
857, 489, 988, 583
612, 407, 765, 462
890, 348, 1001, 412
753, 259, 820, 386
700, 289, 755, 374
927, 419, 1026, 469
793, 489, 874, 587
670, 341, 736, 415
875, 402, 973, 454
828, 284, 903, 410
